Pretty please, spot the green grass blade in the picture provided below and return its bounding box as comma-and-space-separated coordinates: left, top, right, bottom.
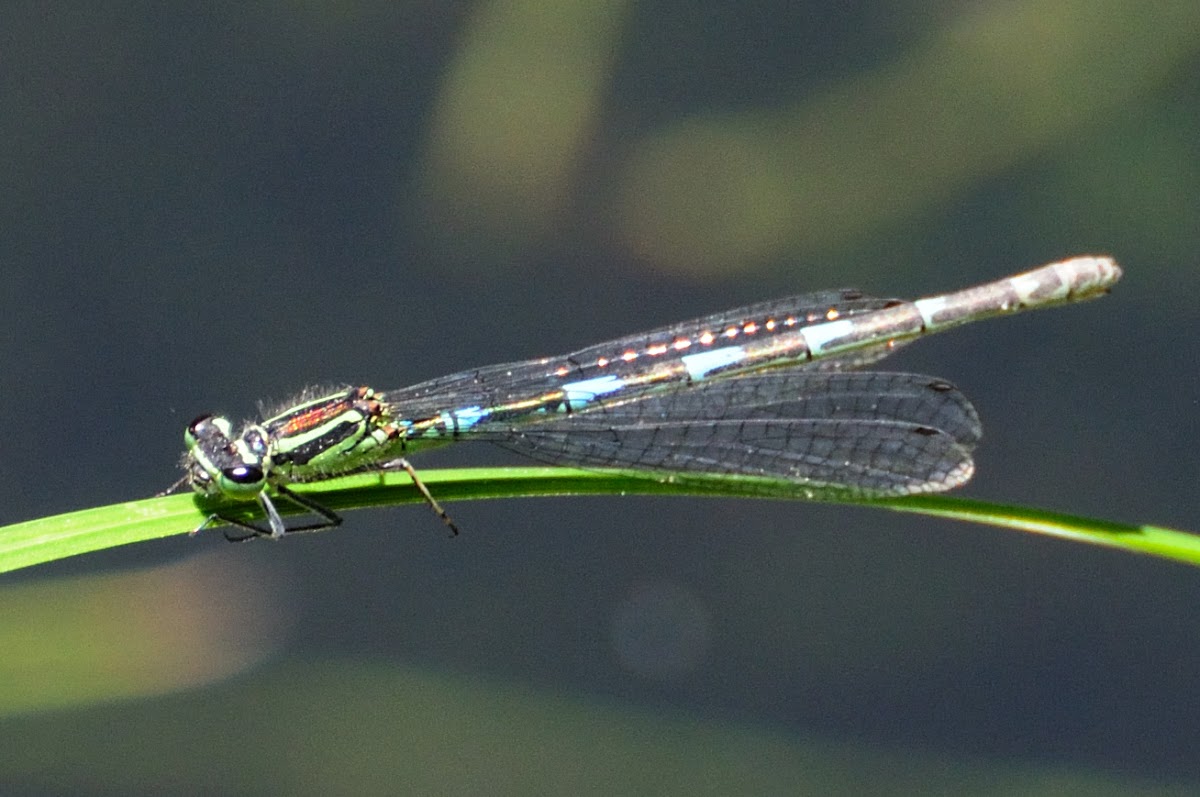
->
0, 467, 1195, 574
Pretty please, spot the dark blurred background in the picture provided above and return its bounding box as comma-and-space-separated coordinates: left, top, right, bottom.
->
2, 1, 1198, 794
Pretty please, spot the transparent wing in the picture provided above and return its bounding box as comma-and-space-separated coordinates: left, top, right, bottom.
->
383, 290, 908, 417
497, 418, 973, 497
388, 372, 982, 497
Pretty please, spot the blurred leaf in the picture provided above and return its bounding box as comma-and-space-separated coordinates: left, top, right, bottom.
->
0, 553, 293, 715
0, 659, 1193, 795
615, 0, 1200, 272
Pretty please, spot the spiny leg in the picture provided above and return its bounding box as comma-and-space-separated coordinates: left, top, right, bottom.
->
394, 458, 459, 537
190, 486, 345, 542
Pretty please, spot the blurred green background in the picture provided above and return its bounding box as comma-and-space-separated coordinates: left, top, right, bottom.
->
2, 1, 1199, 794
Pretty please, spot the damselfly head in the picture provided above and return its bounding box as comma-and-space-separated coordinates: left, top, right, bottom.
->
182, 414, 269, 500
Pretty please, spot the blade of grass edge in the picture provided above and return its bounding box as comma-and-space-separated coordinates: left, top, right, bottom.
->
0, 467, 1195, 574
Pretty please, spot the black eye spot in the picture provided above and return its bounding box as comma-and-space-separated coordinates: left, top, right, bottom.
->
223, 465, 264, 484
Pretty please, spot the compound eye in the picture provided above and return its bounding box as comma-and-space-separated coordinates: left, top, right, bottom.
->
185, 415, 234, 447
214, 464, 267, 499
187, 414, 216, 433
222, 465, 265, 486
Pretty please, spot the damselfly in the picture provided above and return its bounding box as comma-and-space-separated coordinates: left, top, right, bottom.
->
166, 255, 1121, 541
